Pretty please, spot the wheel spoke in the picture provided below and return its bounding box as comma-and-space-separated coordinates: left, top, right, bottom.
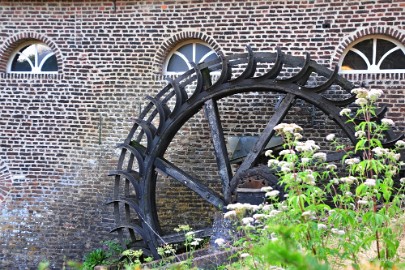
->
154, 157, 225, 209
229, 93, 296, 195
204, 99, 233, 203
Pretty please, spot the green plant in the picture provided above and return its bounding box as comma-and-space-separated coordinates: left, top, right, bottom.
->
173, 225, 203, 268
221, 87, 404, 269
82, 248, 108, 270
38, 261, 50, 270
121, 249, 143, 267
102, 240, 126, 265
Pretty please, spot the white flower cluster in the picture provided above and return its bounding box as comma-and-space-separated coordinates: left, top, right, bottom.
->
313, 152, 327, 161
355, 130, 366, 138
265, 150, 273, 156
214, 238, 226, 246
393, 153, 401, 161
190, 237, 203, 246
326, 134, 335, 141
364, 178, 376, 187
301, 210, 315, 218
304, 173, 316, 185
372, 147, 389, 157
242, 217, 254, 225
355, 97, 368, 106
227, 203, 260, 212
301, 157, 311, 164
296, 140, 320, 152
279, 149, 295, 155
326, 164, 337, 170
372, 147, 401, 160
330, 178, 340, 184
240, 253, 250, 258
351, 87, 383, 102
294, 133, 303, 140
226, 202, 287, 229
331, 228, 345, 235
357, 199, 369, 205
339, 108, 351, 116
265, 190, 280, 198
252, 213, 268, 220
344, 157, 360, 165
278, 161, 294, 172
351, 87, 369, 98
157, 244, 176, 256
396, 140, 405, 148
268, 209, 283, 216
274, 123, 303, 135
340, 176, 357, 185
381, 118, 395, 127
267, 159, 279, 167
224, 210, 236, 219
260, 186, 273, 192
368, 89, 384, 101
345, 191, 353, 196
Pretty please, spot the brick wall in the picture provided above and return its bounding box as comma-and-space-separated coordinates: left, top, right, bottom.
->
0, 0, 404, 268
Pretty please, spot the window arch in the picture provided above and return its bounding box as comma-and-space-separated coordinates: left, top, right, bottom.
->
164, 40, 219, 75
339, 35, 405, 74
7, 42, 58, 74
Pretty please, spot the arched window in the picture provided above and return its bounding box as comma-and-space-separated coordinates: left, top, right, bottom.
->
164, 41, 219, 75
8, 42, 58, 73
339, 36, 405, 74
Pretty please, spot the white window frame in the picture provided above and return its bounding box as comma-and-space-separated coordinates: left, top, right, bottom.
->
339, 35, 405, 74
7, 42, 58, 74
163, 40, 219, 76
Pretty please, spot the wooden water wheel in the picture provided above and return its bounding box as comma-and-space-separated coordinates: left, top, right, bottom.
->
108, 46, 402, 258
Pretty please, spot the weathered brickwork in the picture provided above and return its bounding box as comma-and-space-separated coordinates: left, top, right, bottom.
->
0, 0, 404, 268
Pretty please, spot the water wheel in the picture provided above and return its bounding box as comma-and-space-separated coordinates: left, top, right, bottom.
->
108, 46, 402, 258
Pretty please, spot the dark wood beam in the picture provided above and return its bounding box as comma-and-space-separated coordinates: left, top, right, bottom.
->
154, 157, 225, 209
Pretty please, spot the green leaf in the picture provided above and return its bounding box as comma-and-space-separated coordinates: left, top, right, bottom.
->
379, 183, 392, 202
355, 139, 367, 152
355, 184, 367, 196
374, 213, 384, 227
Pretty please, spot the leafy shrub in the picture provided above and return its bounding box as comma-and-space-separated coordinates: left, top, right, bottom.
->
82, 249, 108, 270
215, 87, 405, 269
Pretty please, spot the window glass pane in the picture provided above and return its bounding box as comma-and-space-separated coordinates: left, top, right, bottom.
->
167, 54, 189, 72
380, 49, 405, 70
341, 51, 368, 70
195, 44, 212, 63
11, 53, 32, 72
177, 44, 193, 63
19, 45, 37, 66
353, 39, 373, 65
41, 54, 58, 72
376, 39, 396, 64
37, 44, 53, 65
203, 52, 219, 63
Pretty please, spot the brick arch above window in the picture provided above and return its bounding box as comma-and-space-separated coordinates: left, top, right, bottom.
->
153, 31, 221, 75
0, 32, 63, 74
332, 26, 405, 72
